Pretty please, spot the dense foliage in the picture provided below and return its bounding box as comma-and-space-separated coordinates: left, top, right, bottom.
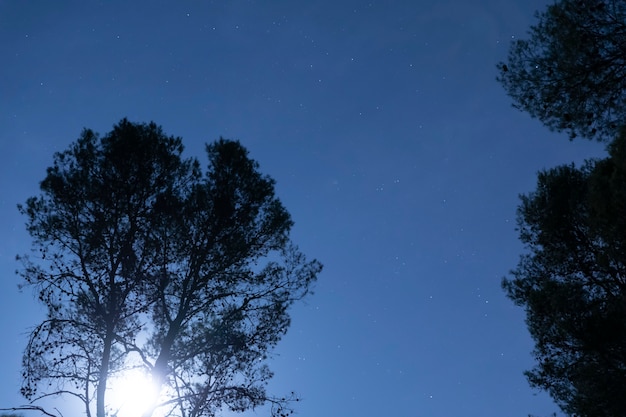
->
497, 0, 626, 141
503, 133, 626, 417
18, 119, 321, 417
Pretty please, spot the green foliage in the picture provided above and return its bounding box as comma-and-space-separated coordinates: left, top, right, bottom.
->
17, 119, 321, 417
497, 0, 626, 141
503, 132, 626, 417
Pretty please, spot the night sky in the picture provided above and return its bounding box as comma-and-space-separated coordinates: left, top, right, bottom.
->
0, 1, 610, 417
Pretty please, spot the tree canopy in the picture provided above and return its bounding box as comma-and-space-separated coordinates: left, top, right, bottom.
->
497, 0, 626, 142
503, 131, 626, 417
17, 119, 322, 417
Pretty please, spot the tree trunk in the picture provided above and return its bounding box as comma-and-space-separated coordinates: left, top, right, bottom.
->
96, 325, 114, 417
141, 315, 183, 417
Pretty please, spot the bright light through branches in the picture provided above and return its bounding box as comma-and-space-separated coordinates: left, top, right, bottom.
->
107, 369, 158, 417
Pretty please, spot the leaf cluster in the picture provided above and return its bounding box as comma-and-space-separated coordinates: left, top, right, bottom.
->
497, 0, 626, 141
503, 132, 626, 417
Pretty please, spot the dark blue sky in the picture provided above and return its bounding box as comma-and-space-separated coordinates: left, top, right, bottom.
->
0, 1, 609, 416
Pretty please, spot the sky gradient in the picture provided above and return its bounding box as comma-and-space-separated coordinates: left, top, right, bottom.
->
0, 1, 610, 417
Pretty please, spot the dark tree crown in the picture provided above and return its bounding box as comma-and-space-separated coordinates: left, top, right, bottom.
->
503, 131, 626, 417
17, 119, 321, 417
497, 0, 626, 142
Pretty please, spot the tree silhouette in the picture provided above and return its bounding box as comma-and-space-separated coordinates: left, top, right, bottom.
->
503, 132, 626, 417
18, 119, 322, 417
497, 0, 626, 141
